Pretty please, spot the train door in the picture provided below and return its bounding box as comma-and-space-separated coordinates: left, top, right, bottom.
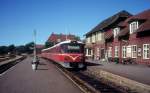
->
101, 48, 105, 59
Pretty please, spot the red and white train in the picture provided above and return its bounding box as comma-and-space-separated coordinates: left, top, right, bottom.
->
41, 40, 86, 69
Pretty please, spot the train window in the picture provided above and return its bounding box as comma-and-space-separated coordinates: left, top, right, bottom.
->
61, 43, 84, 53
68, 46, 80, 50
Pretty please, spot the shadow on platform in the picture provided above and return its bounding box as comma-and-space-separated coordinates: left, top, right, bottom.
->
38, 63, 46, 65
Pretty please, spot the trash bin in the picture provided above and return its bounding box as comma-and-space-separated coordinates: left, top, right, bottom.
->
114, 58, 119, 64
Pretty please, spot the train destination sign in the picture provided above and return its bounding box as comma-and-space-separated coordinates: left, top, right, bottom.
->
68, 46, 80, 50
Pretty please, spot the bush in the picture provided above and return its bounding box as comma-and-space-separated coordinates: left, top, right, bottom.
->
114, 58, 119, 64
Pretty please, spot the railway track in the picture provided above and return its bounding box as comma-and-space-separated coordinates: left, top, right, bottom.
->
73, 71, 125, 93
0, 56, 26, 74
50, 61, 126, 93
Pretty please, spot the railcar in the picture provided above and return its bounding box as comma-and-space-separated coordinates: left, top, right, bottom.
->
41, 40, 86, 69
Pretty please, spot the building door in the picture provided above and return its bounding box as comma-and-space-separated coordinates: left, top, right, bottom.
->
101, 49, 105, 58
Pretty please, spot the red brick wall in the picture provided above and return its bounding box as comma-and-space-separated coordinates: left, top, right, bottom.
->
106, 32, 150, 65
124, 33, 150, 64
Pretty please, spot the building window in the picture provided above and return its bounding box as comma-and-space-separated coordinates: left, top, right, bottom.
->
131, 45, 137, 58
88, 49, 92, 55
129, 21, 138, 34
86, 37, 90, 43
86, 48, 92, 56
143, 44, 150, 59
92, 34, 96, 43
113, 27, 120, 37
57, 39, 61, 42
122, 46, 126, 58
108, 47, 112, 57
95, 32, 98, 42
115, 46, 119, 57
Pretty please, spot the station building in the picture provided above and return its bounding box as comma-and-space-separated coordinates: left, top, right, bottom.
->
36, 44, 44, 54
85, 10, 132, 60
85, 9, 150, 65
47, 33, 78, 45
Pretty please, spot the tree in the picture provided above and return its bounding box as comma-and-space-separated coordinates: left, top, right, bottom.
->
0, 46, 8, 55
45, 41, 54, 48
74, 36, 80, 41
15, 45, 26, 54
8, 44, 15, 53
25, 42, 34, 54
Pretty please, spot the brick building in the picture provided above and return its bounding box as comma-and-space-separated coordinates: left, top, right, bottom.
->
85, 9, 150, 65
36, 44, 44, 54
85, 10, 132, 60
47, 33, 79, 45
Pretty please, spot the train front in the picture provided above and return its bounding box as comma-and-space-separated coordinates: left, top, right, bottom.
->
60, 41, 86, 69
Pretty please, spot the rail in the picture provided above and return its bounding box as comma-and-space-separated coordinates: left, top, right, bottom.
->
44, 58, 125, 93
0, 56, 26, 74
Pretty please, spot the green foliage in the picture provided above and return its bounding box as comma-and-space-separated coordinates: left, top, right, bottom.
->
8, 44, 15, 53
0, 46, 8, 55
25, 42, 34, 54
75, 36, 80, 41
0, 42, 35, 55
0, 45, 16, 55
15, 46, 26, 54
45, 41, 54, 48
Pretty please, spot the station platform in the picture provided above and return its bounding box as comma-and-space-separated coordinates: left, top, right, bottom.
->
86, 59, 150, 85
0, 57, 82, 93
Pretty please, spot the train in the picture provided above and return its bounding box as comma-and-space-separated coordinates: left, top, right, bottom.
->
41, 40, 86, 69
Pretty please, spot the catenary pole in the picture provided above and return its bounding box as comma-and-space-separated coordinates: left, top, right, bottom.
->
33, 29, 37, 62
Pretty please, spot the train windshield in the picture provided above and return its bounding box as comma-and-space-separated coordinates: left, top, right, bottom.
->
61, 43, 84, 53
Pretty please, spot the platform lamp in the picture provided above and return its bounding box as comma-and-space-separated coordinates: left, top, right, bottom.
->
32, 29, 37, 70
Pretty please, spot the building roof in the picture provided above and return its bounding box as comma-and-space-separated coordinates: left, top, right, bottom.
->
118, 26, 129, 37
128, 9, 150, 22
47, 33, 76, 43
119, 9, 150, 37
136, 9, 150, 33
137, 20, 150, 32
105, 29, 113, 40
85, 10, 132, 36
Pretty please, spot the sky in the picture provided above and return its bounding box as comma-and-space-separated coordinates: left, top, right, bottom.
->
0, 0, 150, 46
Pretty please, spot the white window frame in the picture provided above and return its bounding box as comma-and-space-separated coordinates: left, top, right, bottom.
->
122, 46, 126, 58
86, 37, 90, 43
97, 32, 102, 41
57, 39, 61, 42
88, 49, 92, 56
113, 27, 120, 38
129, 21, 138, 34
143, 44, 150, 59
115, 46, 119, 57
95, 32, 98, 42
108, 47, 112, 57
86, 48, 91, 56
92, 34, 96, 43
131, 45, 137, 58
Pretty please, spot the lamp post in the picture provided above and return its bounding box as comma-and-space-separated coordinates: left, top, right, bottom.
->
33, 29, 37, 62
32, 29, 38, 70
